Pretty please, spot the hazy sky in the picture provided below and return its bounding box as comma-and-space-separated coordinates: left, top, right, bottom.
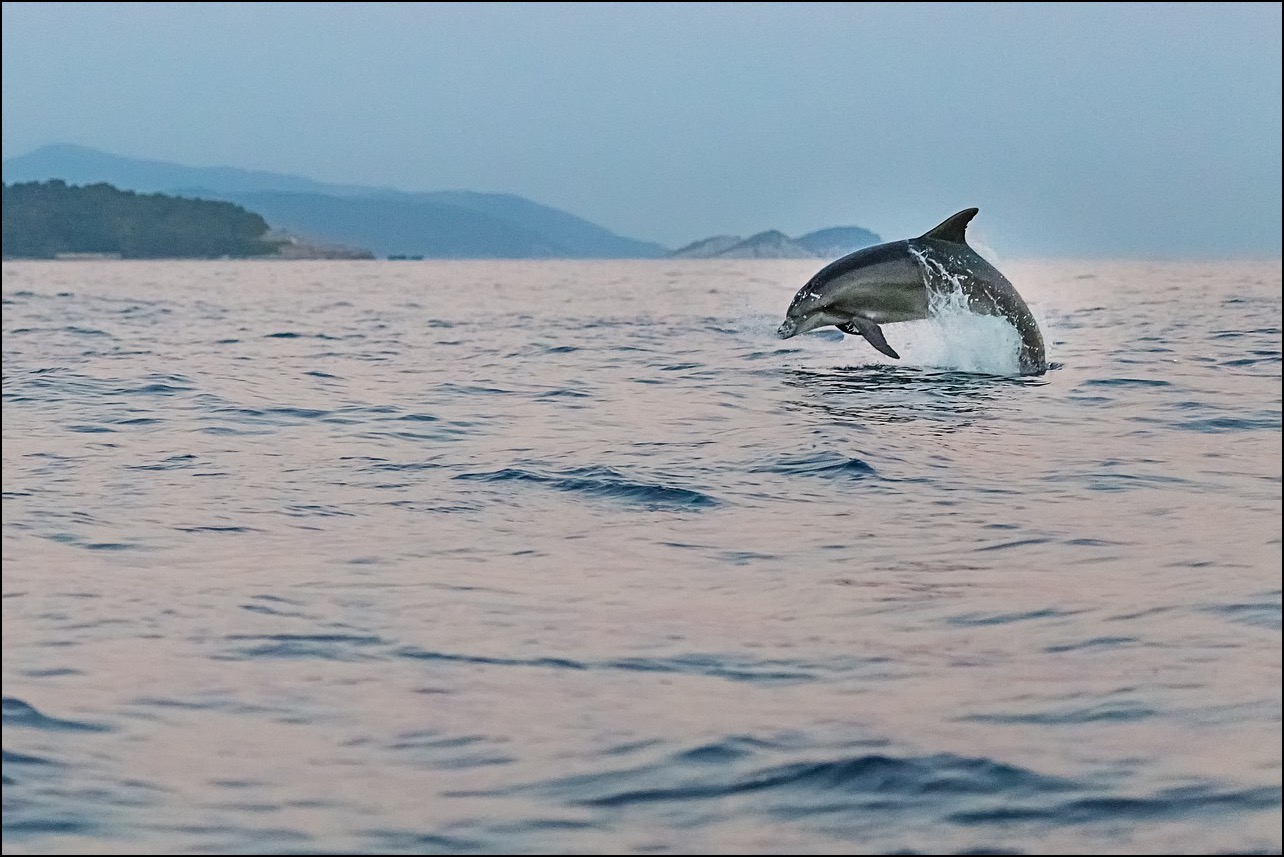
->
3, 2, 1280, 256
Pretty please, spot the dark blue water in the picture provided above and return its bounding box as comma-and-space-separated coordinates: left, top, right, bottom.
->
2, 259, 1280, 854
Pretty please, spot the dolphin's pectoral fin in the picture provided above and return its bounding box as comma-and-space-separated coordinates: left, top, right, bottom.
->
838, 318, 900, 360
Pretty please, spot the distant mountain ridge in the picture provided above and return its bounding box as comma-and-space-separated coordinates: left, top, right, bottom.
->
669, 235, 744, 258
793, 226, 883, 258
3, 144, 378, 196
671, 225, 882, 260
714, 230, 816, 259
2, 144, 883, 260
205, 190, 568, 260
2, 145, 667, 259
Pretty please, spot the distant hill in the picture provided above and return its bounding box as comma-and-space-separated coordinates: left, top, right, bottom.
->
794, 226, 882, 258
670, 226, 882, 260
208, 190, 569, 259
2, 144, 667, 259
669, 235, 743, 258
414, 190, 664, 259
717, 231, 816, 259
1, 180, 284, 259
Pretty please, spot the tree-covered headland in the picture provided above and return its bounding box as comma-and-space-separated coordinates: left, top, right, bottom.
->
2, 180, 283, 258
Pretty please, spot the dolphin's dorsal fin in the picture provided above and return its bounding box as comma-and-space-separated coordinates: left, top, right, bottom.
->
919, 208, 978, 245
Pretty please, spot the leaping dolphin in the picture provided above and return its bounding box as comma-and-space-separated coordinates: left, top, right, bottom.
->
776, 208, 1046, 375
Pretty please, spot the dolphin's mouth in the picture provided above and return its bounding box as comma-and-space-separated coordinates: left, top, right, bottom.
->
776, 319, 797, 339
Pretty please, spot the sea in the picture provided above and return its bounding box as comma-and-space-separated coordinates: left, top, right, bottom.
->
2, 258, 1280, 855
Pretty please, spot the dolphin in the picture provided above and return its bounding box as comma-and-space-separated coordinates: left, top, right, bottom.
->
776, 208, 1046, 375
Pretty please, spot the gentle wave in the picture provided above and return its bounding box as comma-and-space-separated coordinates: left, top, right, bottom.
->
455, 466, 721, 510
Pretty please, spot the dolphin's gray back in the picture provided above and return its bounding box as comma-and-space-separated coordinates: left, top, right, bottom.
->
789, 240, 929, 324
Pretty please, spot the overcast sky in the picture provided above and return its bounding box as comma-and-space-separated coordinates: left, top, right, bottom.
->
2, 2, 1280, 256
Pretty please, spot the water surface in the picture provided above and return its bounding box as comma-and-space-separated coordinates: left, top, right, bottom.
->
2, 259, 1280, 854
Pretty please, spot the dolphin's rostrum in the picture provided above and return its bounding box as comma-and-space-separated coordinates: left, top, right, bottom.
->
777, 208, 1046, 375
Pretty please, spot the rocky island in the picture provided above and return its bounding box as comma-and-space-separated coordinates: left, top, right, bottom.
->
1, 180, 371, 260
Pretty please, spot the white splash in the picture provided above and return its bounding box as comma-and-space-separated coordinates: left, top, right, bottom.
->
894, 244, 1025, 376
891, 304, 1025, 376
